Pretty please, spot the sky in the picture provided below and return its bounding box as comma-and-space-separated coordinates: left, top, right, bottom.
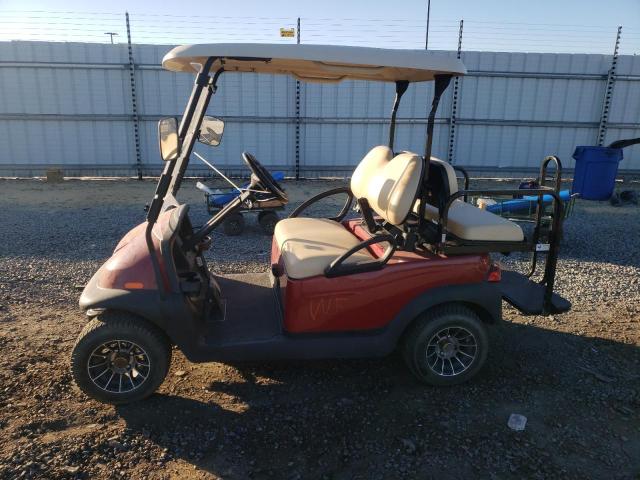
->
0, 0, 639, 54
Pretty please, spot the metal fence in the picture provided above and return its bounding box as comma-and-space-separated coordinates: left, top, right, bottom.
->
0, 13, 639, 177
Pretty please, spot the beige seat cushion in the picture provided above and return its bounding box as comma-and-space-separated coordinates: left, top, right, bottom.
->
274, 218, 373, 279
423, 200, 524, 242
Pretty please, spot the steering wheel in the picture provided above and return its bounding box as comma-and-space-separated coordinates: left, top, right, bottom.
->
242, 152, 288, 202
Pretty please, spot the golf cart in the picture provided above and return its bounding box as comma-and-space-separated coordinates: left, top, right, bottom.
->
71, 43, 571, 404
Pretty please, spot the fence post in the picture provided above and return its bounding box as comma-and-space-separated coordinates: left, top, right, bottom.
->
125, 12, 143, 180
295, 17, 301, 180
425, 0, 431, 49
597, 25, 622, 147
447, 19, 463, 164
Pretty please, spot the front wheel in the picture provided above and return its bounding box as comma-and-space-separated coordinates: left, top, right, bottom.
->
402, 304, 488, 386
223, 213, 245, 236
70, 312, 172, 404
258, 211, 280, 235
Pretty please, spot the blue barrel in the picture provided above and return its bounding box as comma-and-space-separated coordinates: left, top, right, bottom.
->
571, 146, 623, 200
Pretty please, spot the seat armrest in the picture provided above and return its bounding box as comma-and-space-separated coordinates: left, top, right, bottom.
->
289, 186, 354, 221
452, 166, 469, 201
324, 234, 396, 278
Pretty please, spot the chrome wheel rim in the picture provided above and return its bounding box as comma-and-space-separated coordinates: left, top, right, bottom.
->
426, 327, 477, 377
87, 340, 151, 393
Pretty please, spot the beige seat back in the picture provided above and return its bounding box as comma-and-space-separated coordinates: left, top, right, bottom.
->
350, 146, 393, 199
430, 157, 459, 195
350, 146, 423, 226
366, 151, 423, 225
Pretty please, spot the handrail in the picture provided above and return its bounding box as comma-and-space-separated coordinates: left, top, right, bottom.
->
325, 234, 397, 278
289, 186, 354, 222
530, 155, 563, 279
539, 155, 563, 193
452, 165, 470, 201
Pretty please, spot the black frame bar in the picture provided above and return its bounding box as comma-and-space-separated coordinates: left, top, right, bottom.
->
423, 75, 452, 162
453, 165, 469, 202
325, 234, 397, 278
388, 80, 409, 151
417, 74, 453, 233
146, 57, 217, 225
525, 155, 563, 276
144, 57, 218, 294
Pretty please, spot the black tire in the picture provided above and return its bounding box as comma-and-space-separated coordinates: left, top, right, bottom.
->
402, 304, 488, 386
223, 213, 245, 236
70, 312, 172, 404
258, 211, 280, 235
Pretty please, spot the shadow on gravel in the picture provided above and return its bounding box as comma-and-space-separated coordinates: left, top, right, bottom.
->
115, 322, 640, 479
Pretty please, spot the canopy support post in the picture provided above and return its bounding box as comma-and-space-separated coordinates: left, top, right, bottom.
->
423, 74, 452, 164
388, 80, 409, 152
416, 74, 452, 237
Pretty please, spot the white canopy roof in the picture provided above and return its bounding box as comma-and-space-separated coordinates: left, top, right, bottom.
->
162, 43, 466, 83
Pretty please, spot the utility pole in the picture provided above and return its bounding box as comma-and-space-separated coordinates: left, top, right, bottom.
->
105, 32, 118, 44
425, 0, 431, 49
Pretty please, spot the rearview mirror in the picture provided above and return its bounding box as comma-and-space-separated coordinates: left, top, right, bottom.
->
198, 116, 225, 147
158, 117, 179, 161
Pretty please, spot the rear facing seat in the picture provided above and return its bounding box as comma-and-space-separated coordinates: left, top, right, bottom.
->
418, 158, 524, 242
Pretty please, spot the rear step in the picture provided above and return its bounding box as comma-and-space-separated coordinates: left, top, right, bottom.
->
500, 270, 571, 316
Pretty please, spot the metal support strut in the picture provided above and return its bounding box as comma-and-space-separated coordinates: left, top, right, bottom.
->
448, 19, 463, 164
388, 80, 409, 151
295, 17, 301, 180
125, 12, 142, 180
597, 26, 622, 146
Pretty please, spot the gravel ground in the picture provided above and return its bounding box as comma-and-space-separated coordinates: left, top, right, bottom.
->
0, 177, 639, 479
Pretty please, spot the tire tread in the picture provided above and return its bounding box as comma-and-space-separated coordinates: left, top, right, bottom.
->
402, 303, 488, 386
70, 311, 171, 404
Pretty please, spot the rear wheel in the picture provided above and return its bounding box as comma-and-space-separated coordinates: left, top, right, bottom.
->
258, 211, 280, 235
402, 304, 488, 386
223, 213, 245, 236
70, 312, 171, 404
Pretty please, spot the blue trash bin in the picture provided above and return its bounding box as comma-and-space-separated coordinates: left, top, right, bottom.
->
571, 146, 623, 200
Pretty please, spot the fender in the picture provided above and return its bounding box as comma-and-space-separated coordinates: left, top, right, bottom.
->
79, 266, 202, 350
382, 281, 502, 352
